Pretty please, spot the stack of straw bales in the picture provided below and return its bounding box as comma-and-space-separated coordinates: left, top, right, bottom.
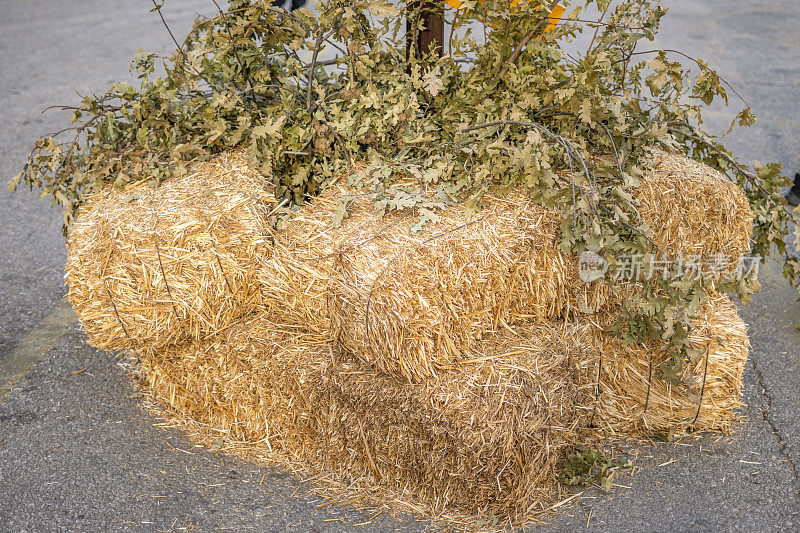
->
65, 149, 753, 525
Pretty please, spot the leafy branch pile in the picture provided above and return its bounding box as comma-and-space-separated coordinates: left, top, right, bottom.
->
12, 0, 800, 385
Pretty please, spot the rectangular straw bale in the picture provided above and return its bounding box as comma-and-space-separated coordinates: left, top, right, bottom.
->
580, 290, 749, 436
139, 320, 328, 459
637, 151, 753, 262
66, 152, 276, 353
327, 194, 608, 381
136, 314, 584, 523
265, 182, 617, 345
320, 341, 582, 521
325, 152, 752, 382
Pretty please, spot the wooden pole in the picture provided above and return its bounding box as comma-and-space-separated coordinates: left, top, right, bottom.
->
406, 0, 444, 63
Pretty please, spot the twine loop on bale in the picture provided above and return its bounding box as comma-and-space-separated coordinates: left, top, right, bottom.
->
643, 344, 654, 420
153, 237, 182, 324
691, 339, 713, 428
589, 346, 604, 428
103, 279, 132, 343
214, 248, 234, 294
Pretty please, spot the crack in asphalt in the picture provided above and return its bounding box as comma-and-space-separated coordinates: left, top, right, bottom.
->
750, 353, 800, 500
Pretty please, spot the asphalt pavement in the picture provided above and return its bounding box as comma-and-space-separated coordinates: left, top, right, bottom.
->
1, 1, 799, 531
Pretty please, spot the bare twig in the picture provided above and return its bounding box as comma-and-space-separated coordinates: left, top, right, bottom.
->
306, 25, 339, 111
154, 240, 181, 321
619, 42, 637, 89
494, 17, 513, 79
150, 0, 213, 83
105, 280, 133, 342
150, 1, 185, 53
447, 6, 461, 59
589, 351, 603, 427
554, 16, 647, 29
212, 247, 234, 294
586, 1, 609, 52
642, 345, 654, 418
315, 57, 347, 67
493, 28, 536, 81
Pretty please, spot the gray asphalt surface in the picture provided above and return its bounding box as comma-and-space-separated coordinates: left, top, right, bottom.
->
1, 1, 799, 531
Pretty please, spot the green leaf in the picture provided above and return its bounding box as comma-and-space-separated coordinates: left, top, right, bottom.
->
253, 115, 287, 140
656, 353, 685, 386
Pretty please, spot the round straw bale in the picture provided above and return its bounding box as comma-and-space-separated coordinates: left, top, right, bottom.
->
66, 152, 275, 352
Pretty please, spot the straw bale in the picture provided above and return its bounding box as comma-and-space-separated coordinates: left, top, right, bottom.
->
582, 290, 749, 436
320, 339, 582, 520
326, 152, 751, 382
66, 152, 275, 352
639, 151, 753, 262
139, 320, 328, 458
63, 145, 752, 527
137, 313, 584, 523
326, 192, 609, 381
